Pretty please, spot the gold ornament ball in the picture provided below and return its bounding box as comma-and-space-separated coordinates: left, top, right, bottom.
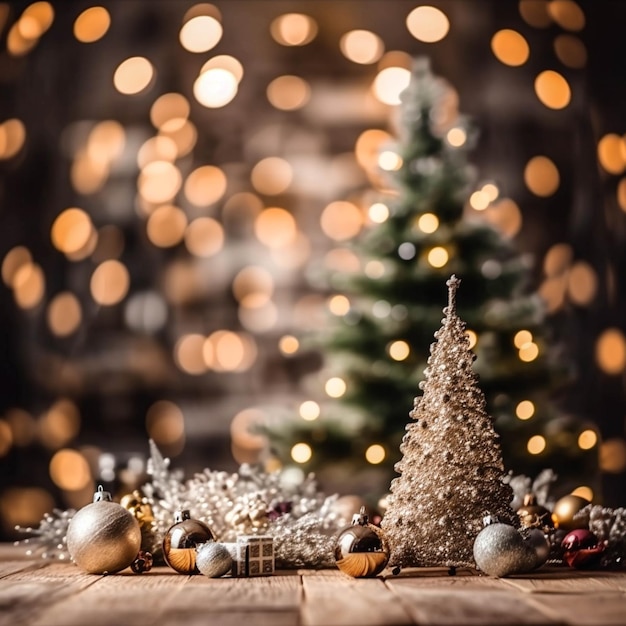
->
517, 493, 554, 530
163, 510, 215, 574
334, 507, 389, 578
552, 495, 591, 531
67, 499, 142, 574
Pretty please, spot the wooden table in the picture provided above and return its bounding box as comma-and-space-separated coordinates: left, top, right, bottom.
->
2, 545, 626, 625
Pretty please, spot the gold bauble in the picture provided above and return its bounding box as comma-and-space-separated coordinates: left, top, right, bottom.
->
67, 486, 142, 574
162, 510, 214, 574
517, 493, 554, 530
551, 495, 591, 531
120, 490, 155, 527
334, 507, 389, 578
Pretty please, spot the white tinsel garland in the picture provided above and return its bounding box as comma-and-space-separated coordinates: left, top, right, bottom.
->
16, 440, 345, 568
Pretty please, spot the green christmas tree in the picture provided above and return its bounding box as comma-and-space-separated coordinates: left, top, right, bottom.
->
270, 58, 596, 497
380, 275, 517, 568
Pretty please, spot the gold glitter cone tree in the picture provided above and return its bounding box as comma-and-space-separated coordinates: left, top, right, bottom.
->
381, 276, 517, 569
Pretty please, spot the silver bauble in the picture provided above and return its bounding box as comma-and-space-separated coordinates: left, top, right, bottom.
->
67, 486, 141, 574
473, 522, 537, 577
523, 528, 550, 568
196, 542, 232, 578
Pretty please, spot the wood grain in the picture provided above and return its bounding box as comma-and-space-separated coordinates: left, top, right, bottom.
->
302, 571, 414, 626
387, 578, 560, 625
2, 548, 626, 626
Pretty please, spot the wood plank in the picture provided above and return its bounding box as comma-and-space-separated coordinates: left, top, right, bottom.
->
0, 564, 100, 626
387, 579, 561, 625
524, 592, 626, 626
301, 570, 413, 626
176, 572, 302, 610
500, 570, 622, 594
27, 566, 188, 626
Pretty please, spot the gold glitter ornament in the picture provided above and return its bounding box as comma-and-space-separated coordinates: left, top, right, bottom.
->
162, 510, 214, 574
552, 495, 590, 531
381, 277, 517, 569
334, 507, 389, 578
517, 493, 554, 531
120, 489, 160, 557
66, 485, 142, 574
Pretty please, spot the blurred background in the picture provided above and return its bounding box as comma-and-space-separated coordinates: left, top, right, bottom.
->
1, 0, 626, 540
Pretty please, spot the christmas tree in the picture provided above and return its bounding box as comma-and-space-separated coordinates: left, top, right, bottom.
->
380, 275, 517, 569
270, 58, 595, 496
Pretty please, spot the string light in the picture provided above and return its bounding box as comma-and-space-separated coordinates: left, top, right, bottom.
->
515, 400, 535, 420
527, 435, 546, 455
291, 442, 312, 463
299, 401, 320, 421
365, 444, 386, 464
325, 377, 346, 398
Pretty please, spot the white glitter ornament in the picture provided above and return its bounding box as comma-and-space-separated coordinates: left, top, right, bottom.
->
196, 542, 233, 578
66, 485, 141, 574
473, 519, 538, 577
381, 276, 517, 569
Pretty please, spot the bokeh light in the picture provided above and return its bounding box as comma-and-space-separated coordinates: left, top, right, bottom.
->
291, 442, 312, 463
193, 68, 238, 108
174, 333, 207, 375
320, 201, 363, 241
254, 208, 297, 248
373, 67, 412, 105
340, 30, 384, 64
2, 246, 32, 287
600, 438, 626, 473
179, 15, 222, 53
527, 435, 546, 455
270, 13, 317, 46
13, 263, 45, 309
519, 341, 539, 362
597, 134, 625, 175
365, 444, 386, 464
578, 429, 598, 450
47, 292, 82, 337
146, 400, 185, 446
279, 335, 299, 355
184, 217, 224, 257
524, 156, 560, 197
138, 161, 182, 204
406, 6, 450, 43
491, 29, 529, 66
146, 205, 188, 248
567, 261, 597, 305
49, 449, 91, 491
534, 70, 571, 109
299, 401, 320, 421
548, 0, 585, 31
325, 377, 347, 398
200, 55, 244, 83
150, 93, 190, 131
90, 260, 130, 306
113, 56, 154, 95
267, 75, 310, 110
519, 0, 552, 28
595, 328, 626, 375
73, 6, 110, 43
251, 157, 293, 195
0, 119, 27, 160
427, 246, 449, 268
516, 400, 535, 420
51, 208, 93, 255
205, 330, 258, 372
554, 34, 587, 68
388, 340, 410, 361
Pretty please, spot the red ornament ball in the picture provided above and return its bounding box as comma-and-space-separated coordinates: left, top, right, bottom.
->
561, 529, 604, 569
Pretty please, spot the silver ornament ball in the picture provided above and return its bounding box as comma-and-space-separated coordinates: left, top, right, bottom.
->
523, 528, 551, 568
473, 522, 537, 577
196, 542, 233, 578
67, 488, 141, 574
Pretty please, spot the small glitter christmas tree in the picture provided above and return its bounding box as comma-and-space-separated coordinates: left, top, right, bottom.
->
381, 275, 517, 569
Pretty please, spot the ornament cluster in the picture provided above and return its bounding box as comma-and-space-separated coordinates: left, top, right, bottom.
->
15, 276, 626, 579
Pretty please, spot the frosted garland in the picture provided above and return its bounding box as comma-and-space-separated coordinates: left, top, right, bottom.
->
16, 440, 343, 568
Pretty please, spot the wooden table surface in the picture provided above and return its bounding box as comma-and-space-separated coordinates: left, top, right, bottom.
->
2, 545, 626, 626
